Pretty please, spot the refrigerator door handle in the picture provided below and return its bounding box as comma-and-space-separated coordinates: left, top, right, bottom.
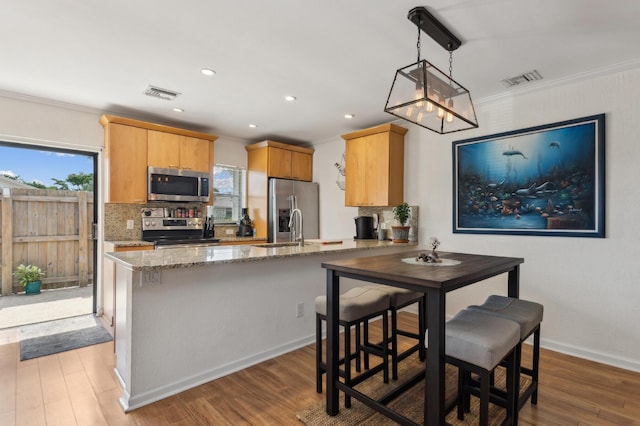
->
289, 195, 297, 241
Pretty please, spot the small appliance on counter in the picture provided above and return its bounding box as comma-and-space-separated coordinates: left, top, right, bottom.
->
354, 215, 376, 239
237, 208, 254, 237
203, 216, 215, 238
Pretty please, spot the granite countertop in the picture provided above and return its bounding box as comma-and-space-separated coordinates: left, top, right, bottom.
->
104, 239, 417, 272
217, 236, 267, 243
105, 236, 267, 249
105, 240, 155, 248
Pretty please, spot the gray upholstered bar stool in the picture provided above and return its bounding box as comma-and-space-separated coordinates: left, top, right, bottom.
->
364, 285, 425, 380
315, 286, 390, 408
467, 295, 543, 409
441, 309, 520, 425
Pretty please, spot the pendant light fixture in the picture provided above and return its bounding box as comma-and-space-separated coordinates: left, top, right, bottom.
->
384, 7, 478, 134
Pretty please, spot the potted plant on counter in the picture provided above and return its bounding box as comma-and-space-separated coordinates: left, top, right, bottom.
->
391, 202, 411, 243
14, 264, 45, 295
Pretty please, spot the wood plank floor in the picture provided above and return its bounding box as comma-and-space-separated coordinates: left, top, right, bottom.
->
1, 312, 639, 425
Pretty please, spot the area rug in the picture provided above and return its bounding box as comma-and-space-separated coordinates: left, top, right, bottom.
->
20, 314, 112, 360
298, 354, 529, 425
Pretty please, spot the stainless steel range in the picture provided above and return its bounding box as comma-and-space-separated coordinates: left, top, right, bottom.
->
141, 208, 219, 249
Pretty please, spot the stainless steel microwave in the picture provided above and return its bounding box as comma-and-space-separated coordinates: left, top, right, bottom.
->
148, 167, 210, 203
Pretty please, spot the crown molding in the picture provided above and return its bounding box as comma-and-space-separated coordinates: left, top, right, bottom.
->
476, 57, 640, 105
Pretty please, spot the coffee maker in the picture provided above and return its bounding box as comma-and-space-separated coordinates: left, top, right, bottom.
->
237, 208, 254, 237
354, 216, 375, 239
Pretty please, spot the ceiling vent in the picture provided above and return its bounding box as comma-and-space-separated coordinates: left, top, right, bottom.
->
143, 85, 181, 101
501, 70, 543, 88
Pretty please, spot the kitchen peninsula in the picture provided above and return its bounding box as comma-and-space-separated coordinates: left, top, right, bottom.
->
105, 240, 416, 411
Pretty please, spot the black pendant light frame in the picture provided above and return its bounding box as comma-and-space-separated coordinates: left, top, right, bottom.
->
384, 6, 478, 134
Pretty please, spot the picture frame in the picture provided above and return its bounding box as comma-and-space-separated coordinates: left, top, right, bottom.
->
452, 114, 605, 238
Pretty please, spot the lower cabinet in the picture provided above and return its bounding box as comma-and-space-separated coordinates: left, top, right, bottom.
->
102, 243, 153, 326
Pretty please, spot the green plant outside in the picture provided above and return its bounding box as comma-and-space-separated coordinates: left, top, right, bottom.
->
13, 264, 46, 287
393, 202, 411, 226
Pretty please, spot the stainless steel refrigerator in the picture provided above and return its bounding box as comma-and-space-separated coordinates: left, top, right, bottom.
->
268, 178, 319, 243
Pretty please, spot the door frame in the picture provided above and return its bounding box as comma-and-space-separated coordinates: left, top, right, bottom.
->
0, 138, 101, 312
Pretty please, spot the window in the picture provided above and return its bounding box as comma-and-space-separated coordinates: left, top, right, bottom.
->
212, 165, 246, 223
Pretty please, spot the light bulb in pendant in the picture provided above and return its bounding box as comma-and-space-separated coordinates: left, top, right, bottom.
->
414, 86, 423, 107
446, 111, 454, 123
445, 99, 454, 123
437, 107, 445, 119
406, 106, 414, 117
425, 101, 434, 113
417, 112, 424, 123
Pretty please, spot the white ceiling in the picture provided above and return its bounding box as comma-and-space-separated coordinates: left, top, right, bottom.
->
3, 1, 640, 143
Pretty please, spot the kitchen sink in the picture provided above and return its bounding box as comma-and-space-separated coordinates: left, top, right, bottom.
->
251, 242, 315, 248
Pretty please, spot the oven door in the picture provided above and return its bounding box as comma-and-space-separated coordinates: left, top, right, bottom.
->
148, 167, 210, 202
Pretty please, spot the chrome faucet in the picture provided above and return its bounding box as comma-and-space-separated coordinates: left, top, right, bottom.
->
288, 208, 304, 247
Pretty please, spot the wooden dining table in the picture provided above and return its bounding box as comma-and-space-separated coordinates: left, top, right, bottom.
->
321, 250, 524, 425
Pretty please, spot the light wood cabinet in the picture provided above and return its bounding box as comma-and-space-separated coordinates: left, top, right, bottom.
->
100, 115, 217, 204
103, 123, 148, 203
342, 123, 407, 207
148, 131, 211, 172
290, 150, 313, 181
245, 140, 314, 238
264, 145, 313, 181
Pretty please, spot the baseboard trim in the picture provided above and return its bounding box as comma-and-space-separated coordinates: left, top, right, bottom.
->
542, 337, 640, 373
120, 334, 316, 412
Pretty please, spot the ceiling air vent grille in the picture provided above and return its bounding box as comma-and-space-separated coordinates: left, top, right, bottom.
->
143, 85, 181, 101
501, 70, 543, 88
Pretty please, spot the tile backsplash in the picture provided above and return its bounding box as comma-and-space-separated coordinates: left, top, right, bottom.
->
104, 203, 208, 241
358, 205, 419, 242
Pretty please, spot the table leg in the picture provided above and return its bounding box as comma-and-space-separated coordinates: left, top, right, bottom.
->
325, 269, 340, 416
424, 288, 446, 425
508, 265, 520, 298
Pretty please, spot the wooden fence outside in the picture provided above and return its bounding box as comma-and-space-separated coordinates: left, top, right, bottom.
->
0, 188, 94, 296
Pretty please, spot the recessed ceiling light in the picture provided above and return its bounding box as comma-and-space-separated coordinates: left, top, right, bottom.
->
284, 95, 296, 102
201, 68, 216, 76
344, 114, 355, 119
173, 107, 184, 113
249, 124, 258, 128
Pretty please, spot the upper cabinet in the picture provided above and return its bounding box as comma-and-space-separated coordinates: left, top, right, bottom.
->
342, 123, 407, 207
103, 123, 148, 204
147, 131, 211, 172
246, 141, 313, 182
100, 115, 217, 204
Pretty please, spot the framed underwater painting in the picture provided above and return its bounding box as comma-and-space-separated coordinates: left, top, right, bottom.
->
452, 114, 605, 238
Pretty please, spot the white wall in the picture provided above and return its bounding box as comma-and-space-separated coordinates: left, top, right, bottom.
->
214, 136, 248, 168
312, 67, 640, 372
312, 139, 358, 239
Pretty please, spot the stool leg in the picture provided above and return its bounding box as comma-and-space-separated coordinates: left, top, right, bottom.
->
390, 308, 398, 380
456, 367, 465, 420
363, 319, 370, 370
514, 343, 522, 425
532, 327, 541, 405
506, 350, 517, 426
316, 313, 323, 393
418, 295, 426, 362
479, 370, 489, 426
382, 312, 389, 384
344, 323, 352, 408
355, 322, 361, 373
